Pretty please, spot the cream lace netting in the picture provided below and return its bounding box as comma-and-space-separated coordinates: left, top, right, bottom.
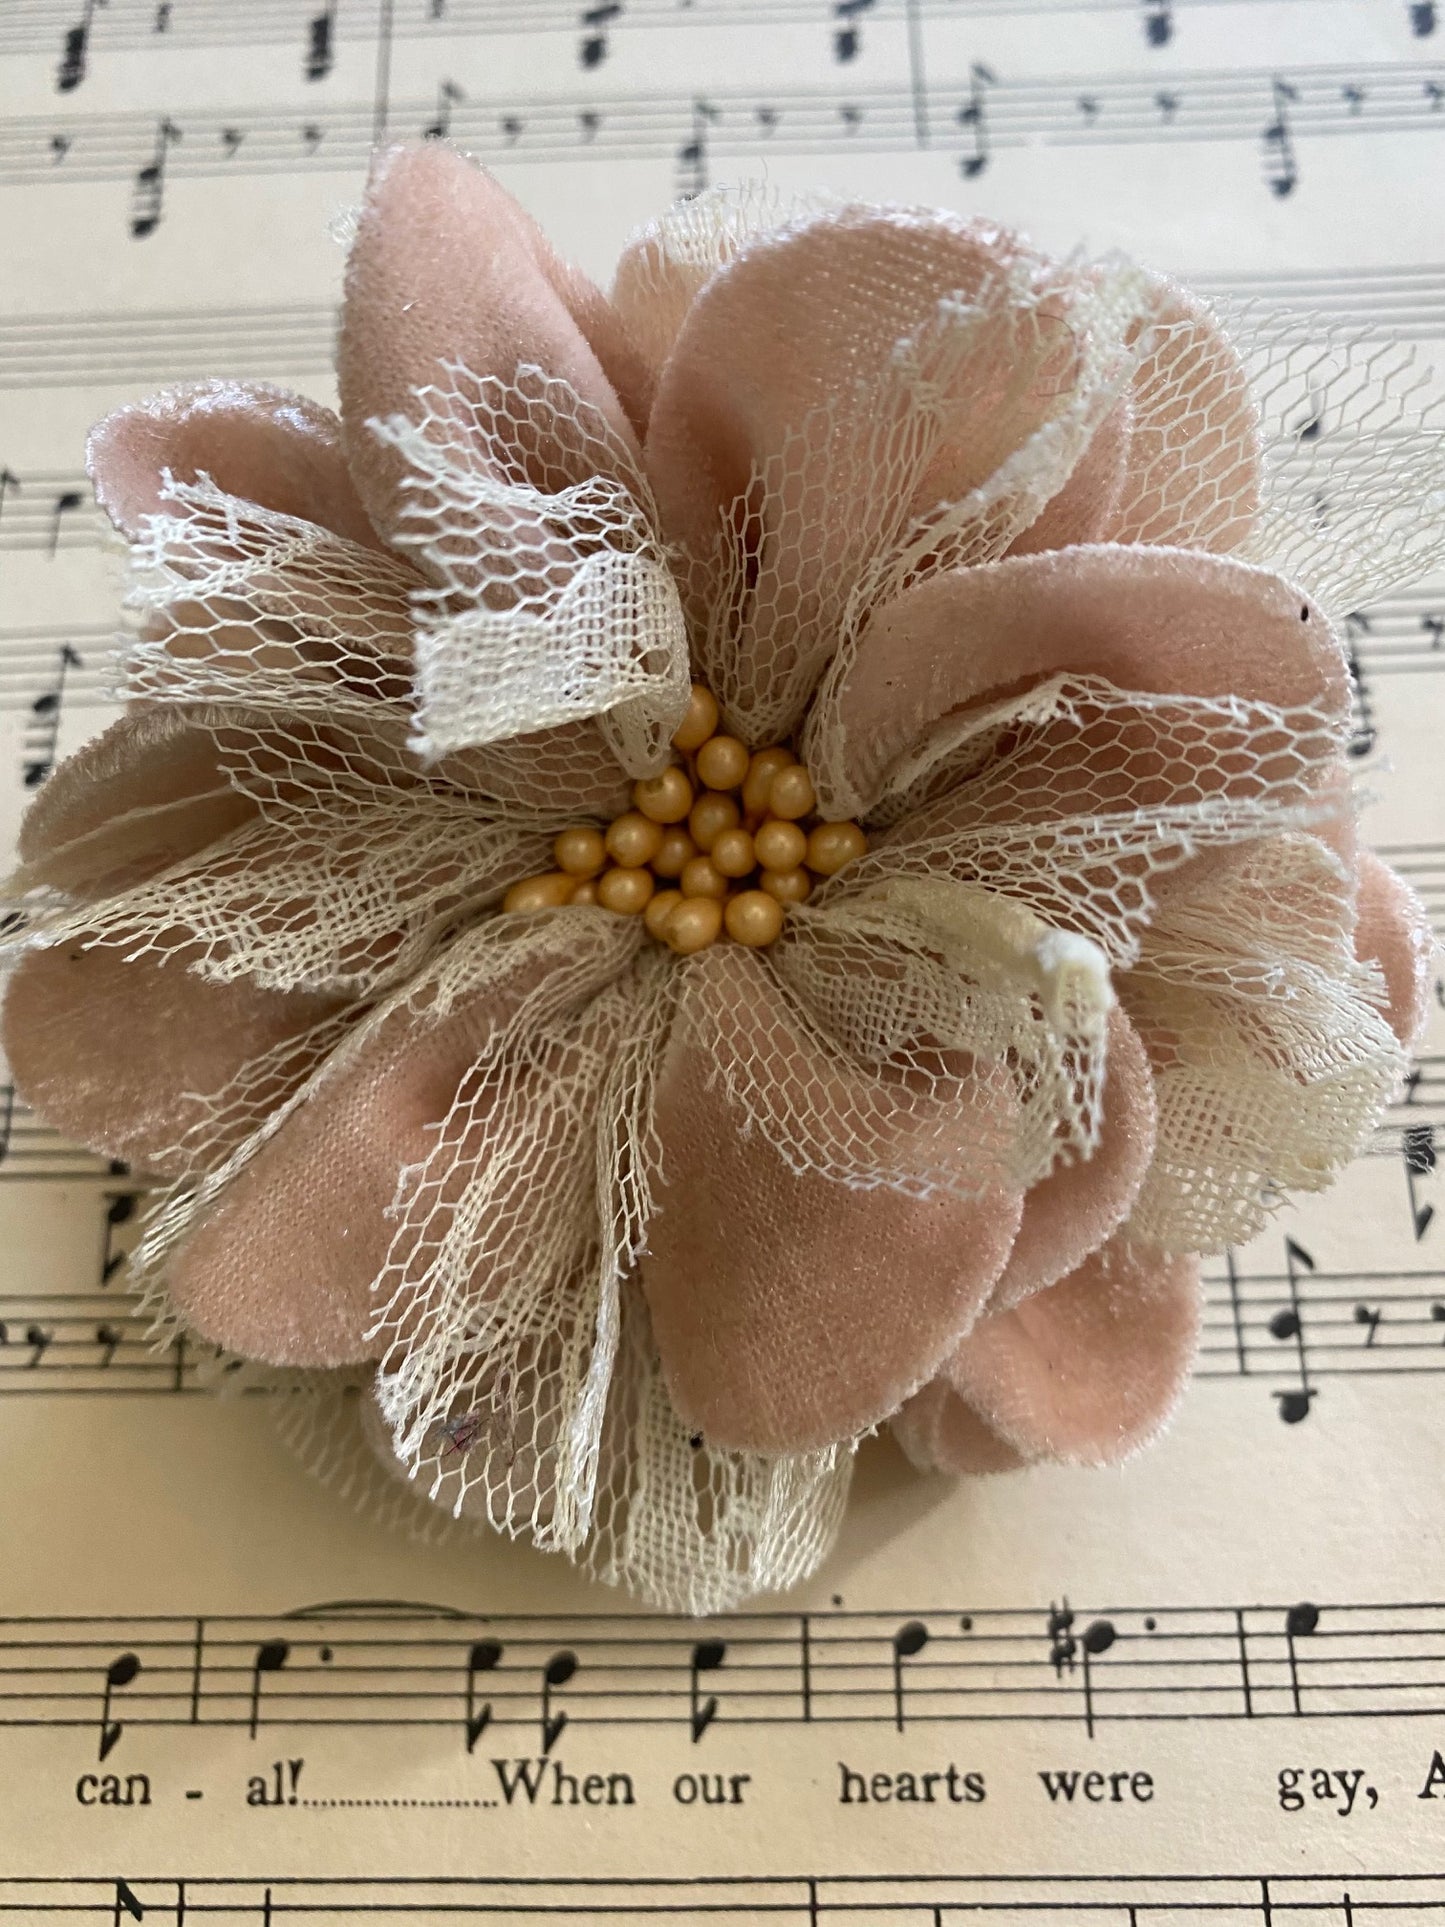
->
3, 155, 1439, 1612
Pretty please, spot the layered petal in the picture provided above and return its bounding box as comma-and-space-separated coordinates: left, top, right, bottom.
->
642, 946, 1025, 1453
337, 142, 648, 546
88, 380, 380, 548
988, 1007, 1157, 1315
2, 939, 344, 1178
646, 208, 1144, 743
897, 1235, 1201, 1470
1355, 850, 1433, 1050
13, 708, 254, 895
1107, 279, 1260, 552
165, 911, 640, 1368
811, 545, 1348, 821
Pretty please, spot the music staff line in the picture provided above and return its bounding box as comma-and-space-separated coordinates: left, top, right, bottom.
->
3, 262, 1444, 398
6, 1596, 1445, 1752
5, 61, 1443, 222
0, 0, 1368, 72
2, 1873, 1442, 1927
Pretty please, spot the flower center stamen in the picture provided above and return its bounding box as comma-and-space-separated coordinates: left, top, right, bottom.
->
502, 683, 868, 953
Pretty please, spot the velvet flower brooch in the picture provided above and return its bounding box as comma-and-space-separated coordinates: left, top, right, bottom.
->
5, 145, 1435, 1609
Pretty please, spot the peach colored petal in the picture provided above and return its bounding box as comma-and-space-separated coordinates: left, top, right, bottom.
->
1109, 279, 1260, 552
819, 545, 1348, 818
1355, 850, 1433, 1051
642, 1013, 1025, 1455
890, 1377, 1026, 1474
14, 709, 253, 895
166, 920, 629, 1367
2, 939, 344, 1179
988, 1008, 1157, 1315
87, 380, 380, 548
645, 210, 1099, 741
1008, 395, 1132, 556
337, 142, 648, 546
940, 1234, 1201, 1465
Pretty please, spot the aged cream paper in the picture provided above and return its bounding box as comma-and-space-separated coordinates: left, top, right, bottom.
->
1, 0, 1444, 1916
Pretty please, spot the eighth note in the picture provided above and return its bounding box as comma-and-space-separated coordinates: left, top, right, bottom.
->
130, 118, 180, 240
464, 1638, 503, 1753
100, 1652, 141, 1761
689, 1638, 726, 1742
248, 1639, 289, 1739
957, 65, 995, 178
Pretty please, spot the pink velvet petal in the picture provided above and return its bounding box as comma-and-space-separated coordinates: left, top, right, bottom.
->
825, 545, 1348, 817
1356, 850, 1434, 1051
15, 709, 253, 895
1109, 279, 1260, 552
939, 1234, 1202, 1466
642, 954, 1025, 1455
87, 381, 380, 548
988, 1008, 1157, 1315
166, 919, 629, 1368
1008, 395, 1133, 556
890, 1377, 1027, 1474
337, 142, 649, 547
2, 940, 344, 1179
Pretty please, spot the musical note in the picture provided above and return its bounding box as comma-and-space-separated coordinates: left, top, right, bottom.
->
95, 1324, 123, 1368
102, 1192, 137, 1285
1401, 1119, 1438, 1238
1047, 1601, 1077, 1675
99, 1652, 141, 1761
57, 1, 97, 92
1142, 0, 1173, 45
833, 0, 875, 63
1410, 0, 1437, 32
47, 489, 82, 558
541, 1649, 577, 1754
130, 119, 180, 239
957, 64, 995, 177
1353, 1304, 1384, 1346
1344, 615, 1378, 760
580, 2, 623, 67
112, 1880, 145, 1924
464, 1638, 503, 1752
891, 1618, 929, 1732
677, 98, 717, 198
248, 1640, 289, 1740
425, 80, 465, 141
305, 1, 336, 81
23, 642, 82, 789
1284, 1601, 1320, 1715
689, 1638, 726, 1741
24, 1324, 52, 1368
1271, 1237, 1316, 1423
1263, 75, 1300, 196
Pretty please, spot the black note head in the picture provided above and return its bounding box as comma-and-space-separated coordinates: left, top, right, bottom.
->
893, 1619, 928, 1660
468, 1639, 503, 1673
107, 1652, 142, 1688
255, 1640, 290, 1674
1285, 1601, 1320, 1638
692, 1639, 726, 1674
1081, 1619, 1116, 1656
545, 1650, 578, 1689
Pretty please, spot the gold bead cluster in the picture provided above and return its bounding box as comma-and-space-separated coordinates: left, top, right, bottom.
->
502, 684, 868, 953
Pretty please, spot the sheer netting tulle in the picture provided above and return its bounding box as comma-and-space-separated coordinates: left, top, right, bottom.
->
1, 151, 1437, 1608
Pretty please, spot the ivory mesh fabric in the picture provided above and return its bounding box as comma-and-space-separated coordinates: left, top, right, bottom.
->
1, 149, 1438, 1609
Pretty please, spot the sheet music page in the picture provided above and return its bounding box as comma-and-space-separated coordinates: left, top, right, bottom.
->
2, 0, 1444, 1917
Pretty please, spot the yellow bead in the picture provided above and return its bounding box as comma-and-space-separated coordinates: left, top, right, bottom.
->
652, 827, 696, 879
571, 879, 599, 906
725, 889, 785, 948
672, 683, 720, 753
754, 818, 807, 871
768, 763, 816, 821
597, 866, 655, 915
742, 746, 792, 816
553, 825, 606, 877
644, 889, 683, 940
605, 810, 665, 868
711, 827, 756, 879
634, 765, 694, 824
503, 872, 576, 913
806, 820, 868, 876
667, 897, 724, 955
695, 734, 750, 792
760, 866, 811, 905
688, 790, 741, 853
680, 855, 728, 901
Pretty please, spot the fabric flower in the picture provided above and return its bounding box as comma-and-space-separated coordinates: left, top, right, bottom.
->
4, 145, 1435, 1610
